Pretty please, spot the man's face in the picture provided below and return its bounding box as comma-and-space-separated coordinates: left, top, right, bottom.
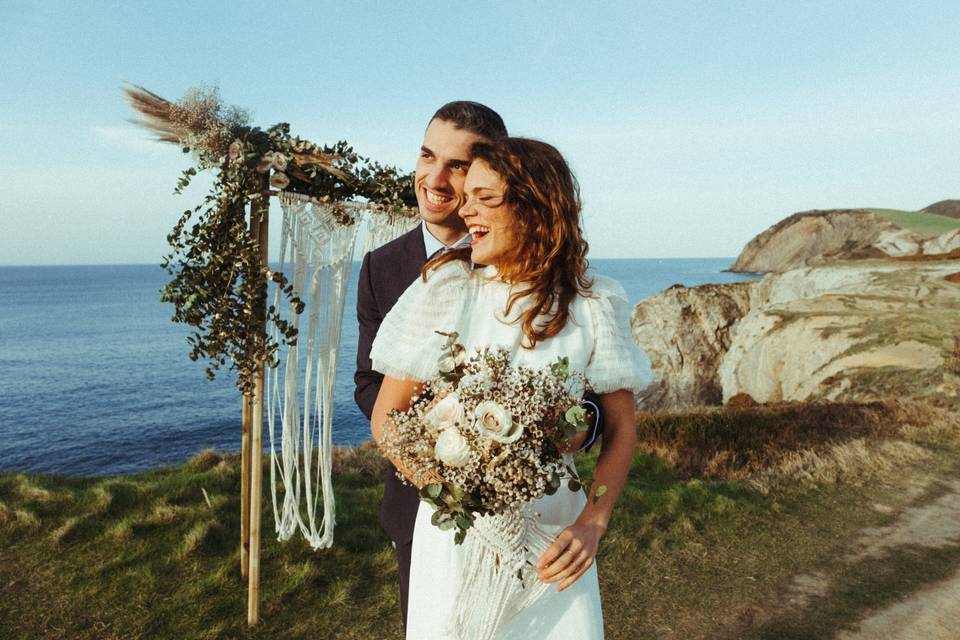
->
415, 119, 485, 227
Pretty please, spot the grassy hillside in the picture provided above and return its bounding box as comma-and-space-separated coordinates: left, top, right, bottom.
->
868, 208, 960, 235
2, 400, 959, 640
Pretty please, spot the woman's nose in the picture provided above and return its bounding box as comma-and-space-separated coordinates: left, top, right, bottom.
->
459, 200, 475, 219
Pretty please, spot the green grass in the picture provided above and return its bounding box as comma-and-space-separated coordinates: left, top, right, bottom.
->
868, 208, 960, 235
2, 403, 959, 640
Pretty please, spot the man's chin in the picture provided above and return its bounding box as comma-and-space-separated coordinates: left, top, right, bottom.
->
418, 209, 459, 225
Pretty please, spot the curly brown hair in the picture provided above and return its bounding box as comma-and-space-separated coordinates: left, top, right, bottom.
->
424, 137, 592, 348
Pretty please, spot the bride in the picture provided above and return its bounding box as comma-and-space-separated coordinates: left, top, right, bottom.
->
370, 137, 646, 639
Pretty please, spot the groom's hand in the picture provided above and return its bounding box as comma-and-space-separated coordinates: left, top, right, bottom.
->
536, 520, 604, 592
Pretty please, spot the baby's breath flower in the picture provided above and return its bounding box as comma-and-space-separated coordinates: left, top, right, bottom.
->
378, 343, 587, 542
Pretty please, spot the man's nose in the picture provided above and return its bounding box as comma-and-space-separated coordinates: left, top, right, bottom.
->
424, 164, 450, 188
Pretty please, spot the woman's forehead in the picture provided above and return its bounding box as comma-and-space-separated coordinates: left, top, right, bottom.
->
465, 160, 505, 191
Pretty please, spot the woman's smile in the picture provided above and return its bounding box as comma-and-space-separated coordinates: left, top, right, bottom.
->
460, 160, 515, 267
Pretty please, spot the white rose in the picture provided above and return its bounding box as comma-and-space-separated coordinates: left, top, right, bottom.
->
424, 393, 464, 433
271, 152, 289, 171
228, 140, 242, 163
473, 401, 522, 444
434, 428, 471, 467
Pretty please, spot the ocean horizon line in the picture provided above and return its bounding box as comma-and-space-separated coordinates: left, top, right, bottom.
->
0, 257, 738, 269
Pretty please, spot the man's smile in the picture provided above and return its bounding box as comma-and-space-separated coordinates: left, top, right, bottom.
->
421, 186, 453, 209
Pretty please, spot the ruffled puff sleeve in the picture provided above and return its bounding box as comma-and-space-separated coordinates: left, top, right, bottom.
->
370, 259, 472, 383
584, 275, 651, 396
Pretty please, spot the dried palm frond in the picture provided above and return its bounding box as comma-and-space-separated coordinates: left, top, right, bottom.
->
123, 83, 244, 162
288, 137, 351, 181
123, 83, 187, 145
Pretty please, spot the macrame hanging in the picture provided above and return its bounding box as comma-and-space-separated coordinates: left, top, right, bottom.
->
267, 192, 418, 548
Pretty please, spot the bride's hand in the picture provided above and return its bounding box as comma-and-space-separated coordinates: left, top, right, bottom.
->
536, 520, 605, 592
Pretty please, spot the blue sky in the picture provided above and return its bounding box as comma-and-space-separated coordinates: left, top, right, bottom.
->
1, 1, 958, 264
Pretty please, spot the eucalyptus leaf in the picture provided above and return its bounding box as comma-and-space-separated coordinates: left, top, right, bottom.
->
592, 484, 608, 504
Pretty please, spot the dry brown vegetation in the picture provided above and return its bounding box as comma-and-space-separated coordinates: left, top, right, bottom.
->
635, 398, 959, 486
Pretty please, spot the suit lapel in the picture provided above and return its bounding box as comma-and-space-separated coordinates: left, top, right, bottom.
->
401, 223, 427, 286
405, 222, 427, 266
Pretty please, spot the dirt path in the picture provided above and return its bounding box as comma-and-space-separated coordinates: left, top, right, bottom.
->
836, 478, 960, 640
836, 566, 960, 640
776, 476, 960, 639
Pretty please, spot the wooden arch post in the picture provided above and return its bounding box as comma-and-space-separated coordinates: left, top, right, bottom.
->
241, 175, 270, 626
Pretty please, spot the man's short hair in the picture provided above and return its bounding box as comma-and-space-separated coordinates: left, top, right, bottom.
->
430, 101, 507, 141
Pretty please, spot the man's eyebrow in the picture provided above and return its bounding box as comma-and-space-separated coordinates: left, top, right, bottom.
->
447, 157, 471, 167
420, 145, 433, 155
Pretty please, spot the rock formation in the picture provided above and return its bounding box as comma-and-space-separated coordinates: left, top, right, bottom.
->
632, 261, 960, 412
631, 281, 760, 411
730, 209, 960, 274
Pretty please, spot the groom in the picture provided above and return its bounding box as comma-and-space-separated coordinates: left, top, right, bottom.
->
354, 101, 603, 623
354, 101, 508, 622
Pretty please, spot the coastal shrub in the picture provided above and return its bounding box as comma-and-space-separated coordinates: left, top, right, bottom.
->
50, 516, 82, 548
333, 441, 386, 478
0, 501, 39, 530
635, 400, 903, 479
12, 508, 41, 530
190, 449, 222, 471
14, 476, 55, 503
753, 438, 931, 493
96, 481, 144, 517
105, 519, 134, 543
135, 502, 188, 529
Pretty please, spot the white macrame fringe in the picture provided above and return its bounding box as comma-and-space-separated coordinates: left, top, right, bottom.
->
448, 509, 555, 640
267, 192, 418, 550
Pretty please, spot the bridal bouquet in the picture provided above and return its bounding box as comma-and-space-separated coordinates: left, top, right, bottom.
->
377, 331, 591, 545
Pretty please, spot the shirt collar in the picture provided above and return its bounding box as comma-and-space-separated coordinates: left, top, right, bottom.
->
421, 223, 471, 258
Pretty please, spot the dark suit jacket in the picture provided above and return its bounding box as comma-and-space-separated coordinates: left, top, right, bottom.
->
355, 224, 427, 545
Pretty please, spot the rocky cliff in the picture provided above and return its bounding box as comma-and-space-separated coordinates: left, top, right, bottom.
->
632, 261, 960, 412
730, 209, 960, 274
632, 281, 760, 411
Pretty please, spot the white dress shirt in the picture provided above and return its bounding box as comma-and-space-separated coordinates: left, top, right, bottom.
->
421, 224, 472, 259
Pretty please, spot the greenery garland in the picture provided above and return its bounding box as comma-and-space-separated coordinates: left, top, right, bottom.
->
125, 84, 418, 394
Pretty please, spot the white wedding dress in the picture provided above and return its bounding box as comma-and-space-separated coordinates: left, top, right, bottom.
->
371, 261, 648, 640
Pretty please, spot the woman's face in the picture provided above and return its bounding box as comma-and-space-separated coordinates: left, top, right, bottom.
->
459, 160, 517, 268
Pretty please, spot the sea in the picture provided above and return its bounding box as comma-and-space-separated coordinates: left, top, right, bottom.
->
0, 260, 759, 477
